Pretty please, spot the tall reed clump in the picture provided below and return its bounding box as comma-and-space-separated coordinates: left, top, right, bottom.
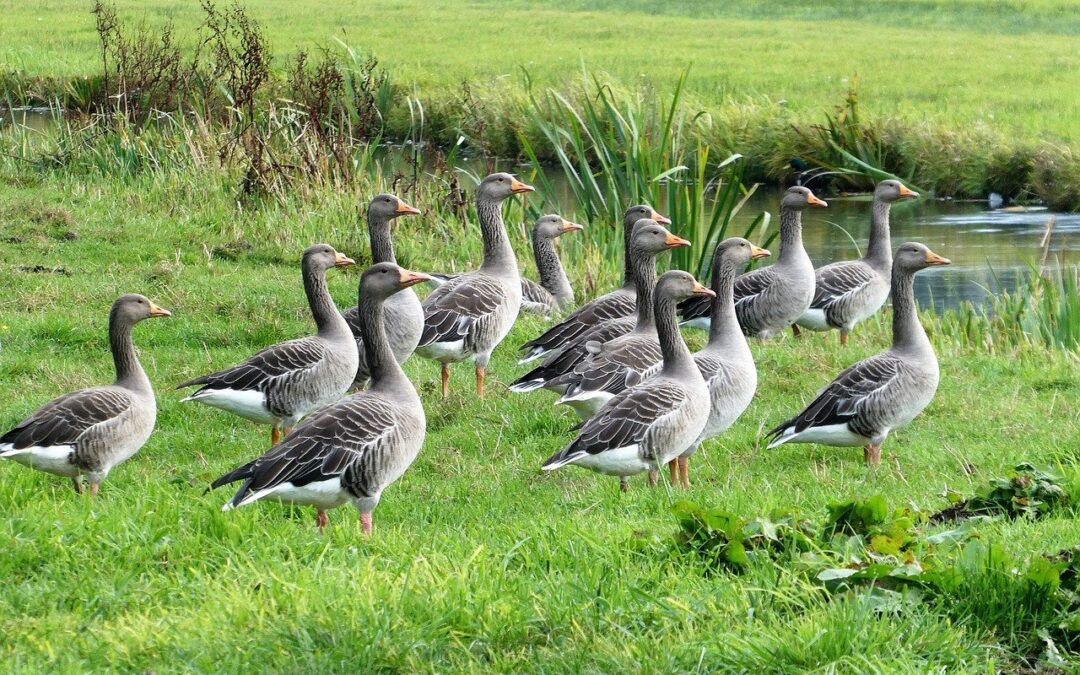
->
518, 70, 770, 278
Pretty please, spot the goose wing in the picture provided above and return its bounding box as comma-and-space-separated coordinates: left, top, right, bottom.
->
519, 290, 635, 357
418, 273, 505, 347
1, 388, 132, 449
520, 278, 556, 314
810, 261, 878, 311
556, 335, 661, 398
177, 337, 328, 393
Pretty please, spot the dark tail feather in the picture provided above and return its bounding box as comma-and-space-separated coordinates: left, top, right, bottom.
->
207, 461, 256, 495
175, 375, 209, 390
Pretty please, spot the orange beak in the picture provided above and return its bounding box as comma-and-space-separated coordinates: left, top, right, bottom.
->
750, 246, 771, 260
665, 232, 692, 249
651, 210, 672, 225
148, 302, 172, 318
898, 185, 919, 199
398, 268, 432, 288
510, 179, 535, 195
334, 253, 356, 268
395, 200, 421, 215
560, 219, 585, 233
691, 282, 716, 298
807, 194, 828, 207
925, 251, 951, 266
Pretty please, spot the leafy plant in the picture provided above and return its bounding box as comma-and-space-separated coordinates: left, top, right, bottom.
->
931, 463, 1074, 523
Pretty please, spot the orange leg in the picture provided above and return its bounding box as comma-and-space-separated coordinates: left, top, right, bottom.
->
864, 444, 882, 466
283, 426, 293, 437
360, 511, 373, 536
441, 364, 450, 399
476, 366, 486, 399
647, 470, 658, 487
271, 426, 281, 446
668, 460, 679, 485
72, 477, 83, 494
315, 509, 329, 532
792, 324, 802, 338
839, 332, 849, 347
678, 457, 691, 488
89, 482, 100, 497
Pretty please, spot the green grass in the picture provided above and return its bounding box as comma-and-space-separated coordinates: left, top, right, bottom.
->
2, 158, 1080, 671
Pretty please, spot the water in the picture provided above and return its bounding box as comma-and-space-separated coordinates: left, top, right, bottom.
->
5, 108, 1076, 313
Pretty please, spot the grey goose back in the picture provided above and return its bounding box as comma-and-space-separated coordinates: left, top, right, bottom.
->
343, 193, 423, 390
211, 263, 430, 534
510, 220, 690, 396
415, 172, 534, 398
542, 271, 713, 491
517, 205, 670, 364
1, 294, 171, 495
794, 180, 919, 345
767, 243, 950, 465
666, 238, 770, 488
679, 186, 826, 337
177, 244, 359, 447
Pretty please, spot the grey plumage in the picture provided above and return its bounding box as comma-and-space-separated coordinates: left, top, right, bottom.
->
767, 243, 950, 464
1, 294, 170, 492
344, 193, 423, 389
796, 180, 919, 343
520, 214, 582, 315
211, 262, 430, 533
517, 205, 670, 363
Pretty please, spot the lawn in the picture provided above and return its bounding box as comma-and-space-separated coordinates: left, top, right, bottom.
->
2, 0, 1080, 142
1, 164, 1079, 670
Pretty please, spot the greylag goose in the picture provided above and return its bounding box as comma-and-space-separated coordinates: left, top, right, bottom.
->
767, 243, 949, 465
679, 186, 826, 337
509, 220, 690, 395
177, 244, 359, 446
517, 205, 670, 364
666, 238, 770, 488
794, 180, 918, 345
1, 294, 170, 494
541, 271, 713, 491
210, 263, 430, 533
414, 172, 534, 398
343, 193, 422, 389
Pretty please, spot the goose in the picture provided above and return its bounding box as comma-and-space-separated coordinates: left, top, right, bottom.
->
766, 243, 950, 465
665, 238, 770, 488
541, 271, 714, 491
344, 193, 422, 389
210, 263, 430, 533
509, 220, 690, 396
679, 186, 826, 337
794, 180, 919, 345
427, 214, 583, 316
177, 244, 359, 446
415, 172, 534, 398
517, 205, 670, 364
1, 294, 170, 494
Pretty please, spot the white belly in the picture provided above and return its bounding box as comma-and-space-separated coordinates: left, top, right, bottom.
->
557, 390, 613, 420
776, 423, 869, 448
231, 477, 351, 511
795, 308, 831, 331
183, 388, 275, 425
1, 444, 80, 477
415, 339, 467, 363
572, 445, 653, 477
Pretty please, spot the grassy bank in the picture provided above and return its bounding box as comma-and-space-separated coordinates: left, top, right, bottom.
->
2, 133, 1080, 670
5, 1, 1080, 207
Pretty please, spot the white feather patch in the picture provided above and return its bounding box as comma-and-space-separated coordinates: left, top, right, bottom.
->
182, 388, 274, 424
0, 444, 80, 477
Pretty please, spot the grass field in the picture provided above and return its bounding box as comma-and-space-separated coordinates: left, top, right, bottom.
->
3, 0, 1080, 142
2, 161, 1080, 670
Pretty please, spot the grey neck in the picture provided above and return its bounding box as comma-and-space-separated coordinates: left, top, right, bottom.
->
358, 291, 409, 392
890, 267, 931, 354
477, 199, 518, 275
110, 317, 150, 393
534, 232, 574, 308
706, 257, 746, 353
304, 263, 349, 338
368, 212, 396, 264
777, 207, 807, 265
622, 220, 636, 285
631, 248, 658, 329
864, 199, 893, 273
656, 290, 695, 374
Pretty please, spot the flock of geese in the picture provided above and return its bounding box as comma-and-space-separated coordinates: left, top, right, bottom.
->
0, 172, 948, 533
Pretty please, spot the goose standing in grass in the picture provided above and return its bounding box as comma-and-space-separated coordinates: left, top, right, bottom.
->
177, 244, 358, 446
510, 220, 690, 396
665, 238, 770, 488
541, 271, 713, 491
679, 186, 826, 337
517, 205, 670, 364
794, 180, 919, 345
1, 294, 170, 494
767, 243, 949, 465
344, 193, 422, 390
210, 263, 430, 534
415, 172, 533, 399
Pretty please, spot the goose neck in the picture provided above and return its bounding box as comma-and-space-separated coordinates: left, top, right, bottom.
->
534, 232, 573, 308
368, 213, 396, 264
477, 199, 518, 275
304, 262, 349, 338
777, 208, 806, 265
110, 316, 150, 393
890, 266, 931, 354
358, 292, 409, 390
865, 199, 893, 271
631, 249, 658, 328
656, 289, 694, 373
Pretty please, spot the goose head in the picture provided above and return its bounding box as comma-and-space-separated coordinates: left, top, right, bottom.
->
477, 172, 534, 204
368, 193, 421, 222
656, 270, 715, 303
535, 214, 584, 241
875, 179, 919, 203
630, 219, 691, 255
303, 243, 356, 272
715, 237, 771, 272
782, 186, 828, 210
894, 242, 950, 273
361, 262, 432, 300
111, 293, 171, 325
624, 204, 671, 228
